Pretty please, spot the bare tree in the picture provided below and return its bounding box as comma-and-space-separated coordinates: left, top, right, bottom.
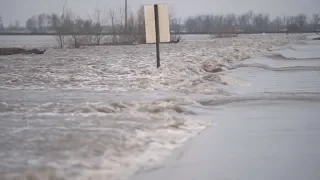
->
295, 13, 307, 29
168, 9, 182, 41
253, 14, 264, 30
312, 13, 320, 31
272, 16, 283, 32
90, 9, 105, 45
246, 10, 254, 27
46, 14, 53, 30
51, 0, 92, 48
171, 17, 182, 33
109, 8, 117, 43
224, 14, 237, 28
126, 11, 137, 42
38, 13, 47, 32
118, 7, 134, 43
119, 8, 125, 33
83, 19, 94, 44
15, 20, 21, 29
0, 16, 3, 31
49, 13, 59, 30
54, 34, 65, 49
285, 16, 296, 26
26, 16, 38, 32
53, 2, 70, 49
7, 20, 21, 31
202, 15, 212, 33
214, 15, 224, 32
135, 6, 146, 43
184, 17, 198, 33
70, 15, 90, 48
54, 26, 66, 49
237, 13, 250, 29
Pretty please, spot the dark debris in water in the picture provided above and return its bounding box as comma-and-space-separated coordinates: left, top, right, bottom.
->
0, 48, 46, 56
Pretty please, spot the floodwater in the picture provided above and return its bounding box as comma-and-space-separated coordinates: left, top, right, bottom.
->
0, 34, 318, 180
130, 36, 320, 180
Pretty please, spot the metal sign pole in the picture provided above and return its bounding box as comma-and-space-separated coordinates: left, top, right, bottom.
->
154, 4, 161, 68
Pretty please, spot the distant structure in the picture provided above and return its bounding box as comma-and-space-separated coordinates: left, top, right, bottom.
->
286, 24, 301, 33
214, 27, 240, 38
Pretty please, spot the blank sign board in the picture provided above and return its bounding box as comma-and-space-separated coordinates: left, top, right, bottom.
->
144, 4, 170, 43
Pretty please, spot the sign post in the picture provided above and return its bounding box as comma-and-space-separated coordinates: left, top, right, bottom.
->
154, 4, 161, 68
144, 3, 170, 68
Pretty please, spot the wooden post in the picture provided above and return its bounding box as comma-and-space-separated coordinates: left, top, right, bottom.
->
154, 4, 160, 68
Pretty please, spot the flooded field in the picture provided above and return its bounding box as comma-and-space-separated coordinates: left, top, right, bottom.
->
0, 34, 318, 180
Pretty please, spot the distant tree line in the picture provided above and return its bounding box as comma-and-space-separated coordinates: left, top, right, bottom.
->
1, 10, 320, 35
1, 10, 319, 48
180, 11, 320, 33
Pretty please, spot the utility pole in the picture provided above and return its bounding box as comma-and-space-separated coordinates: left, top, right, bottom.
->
125, 0, 128, 33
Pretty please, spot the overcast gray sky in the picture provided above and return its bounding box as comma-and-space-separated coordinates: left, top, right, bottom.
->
0, 0, 319, 26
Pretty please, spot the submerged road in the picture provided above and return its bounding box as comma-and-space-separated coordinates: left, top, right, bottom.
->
130, 39, 320, 180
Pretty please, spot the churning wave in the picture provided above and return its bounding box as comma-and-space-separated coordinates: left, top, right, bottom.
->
200, 92, 320, 106
226, 63, 320, 72
266, 53, 320, 60
265, 39, 320, 60
0, 97, 210, 180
